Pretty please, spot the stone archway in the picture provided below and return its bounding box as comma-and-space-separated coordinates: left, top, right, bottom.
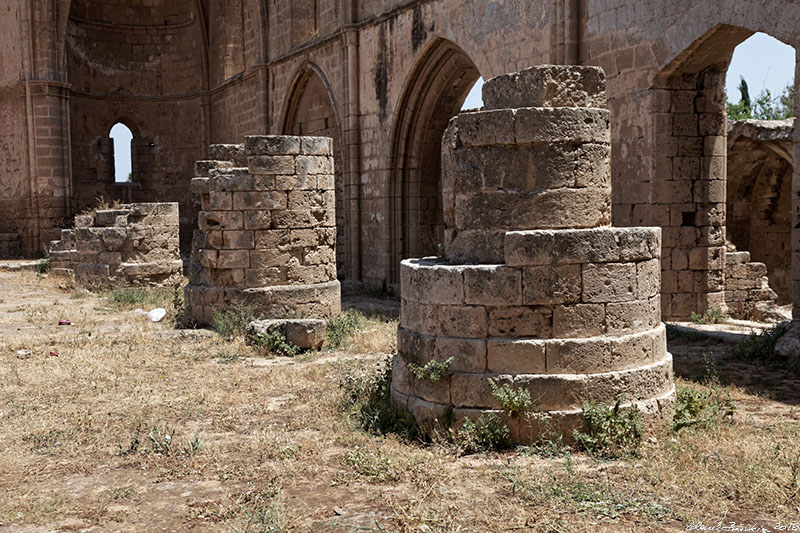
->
283, 65, 347, 279
389, 38, 480, 284
650, 24, 796, 320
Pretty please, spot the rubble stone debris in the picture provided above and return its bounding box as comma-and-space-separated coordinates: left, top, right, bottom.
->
49, 203, 182, 287
393, 65, 675, 443
185, 136, 341, 326
724, 244, 782, 322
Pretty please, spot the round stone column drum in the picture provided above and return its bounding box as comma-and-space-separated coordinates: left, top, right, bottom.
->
392, 66, 675, 442
185, 135, 341, 325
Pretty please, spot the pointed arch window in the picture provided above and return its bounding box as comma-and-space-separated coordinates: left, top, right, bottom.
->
110, 123, 133, 183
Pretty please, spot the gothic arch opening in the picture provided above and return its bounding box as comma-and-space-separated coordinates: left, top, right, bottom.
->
389, 39, 480, 283
284, 66, 347, 279
652, 24, 797, 320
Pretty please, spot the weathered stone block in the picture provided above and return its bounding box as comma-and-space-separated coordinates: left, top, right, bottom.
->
487, 339, 546, 373
246, 318, 326, 350
522, 265, 581, 305
582, 263, 637, 303
482, 65, 606, 110
463, 265, 522, 306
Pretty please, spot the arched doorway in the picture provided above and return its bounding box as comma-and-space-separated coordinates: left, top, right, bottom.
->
651, 24, 797, 320
283, 66, 347, 279
389, 39, 481, 283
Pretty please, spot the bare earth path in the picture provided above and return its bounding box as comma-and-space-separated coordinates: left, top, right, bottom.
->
0, 270, 799, 532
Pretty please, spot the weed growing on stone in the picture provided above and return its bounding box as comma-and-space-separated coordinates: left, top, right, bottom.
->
690, 307, 728, 325
235, 483, 284, 533
573, 397, 643, 459
253, 330, 300, 358
489, 378, 533, 417
673, 384, 736, 431
457, 414, 513, 453
732, 324, 788, 361
407, 357, 453, 382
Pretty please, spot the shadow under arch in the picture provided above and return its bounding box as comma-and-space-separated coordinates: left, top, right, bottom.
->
648, 23, 797, 320
282, 62, 349, 279
388, 37, 480, 284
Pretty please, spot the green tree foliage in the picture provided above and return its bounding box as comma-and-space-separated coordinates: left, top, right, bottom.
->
727, 76, 795, 120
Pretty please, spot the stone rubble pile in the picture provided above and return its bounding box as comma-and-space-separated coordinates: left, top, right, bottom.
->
724, 244, 782, 322
48, 203, 182, 287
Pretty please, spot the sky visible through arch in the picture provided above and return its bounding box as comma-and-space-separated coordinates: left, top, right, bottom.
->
110, 123, 133, 183
461, 33, 795, 111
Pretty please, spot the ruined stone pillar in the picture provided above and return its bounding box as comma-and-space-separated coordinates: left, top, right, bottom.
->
393, 66, 675, 442
185, 136, 341, 325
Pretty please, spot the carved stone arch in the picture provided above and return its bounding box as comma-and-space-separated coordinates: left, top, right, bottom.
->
283, 62, 349, 279
388, 37, 480, 284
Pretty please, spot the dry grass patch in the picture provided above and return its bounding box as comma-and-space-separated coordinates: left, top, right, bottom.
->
1, 271, 800, 531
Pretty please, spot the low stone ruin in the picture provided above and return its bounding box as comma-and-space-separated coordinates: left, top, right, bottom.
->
185, 135, 341, 326
724, 244, 781, 322
49, 203, 182, 287
0, 232, 20, 259
393, 66, 675, 442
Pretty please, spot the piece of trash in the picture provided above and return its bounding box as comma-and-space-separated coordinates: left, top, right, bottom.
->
58, 320, 72, 326
49, 351, 59, 357
333, 507, 345, 516
16, 350, 31, 357
148, 308, 167, 323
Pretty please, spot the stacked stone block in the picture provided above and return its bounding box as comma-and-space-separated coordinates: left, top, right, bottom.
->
48, 203, 182, 286
724, 246, 780, 321
0, 233, 20, 259
185, 135, 341, 325
393, 66, 675, 443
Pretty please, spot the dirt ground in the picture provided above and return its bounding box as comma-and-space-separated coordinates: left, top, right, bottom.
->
1, 269, 799, 532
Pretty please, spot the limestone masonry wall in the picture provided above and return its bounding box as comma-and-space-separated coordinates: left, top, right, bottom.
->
0, 233, 20, 259
185, 136, 341, 325
393, 66, 675, 443
48, 203, 182, 287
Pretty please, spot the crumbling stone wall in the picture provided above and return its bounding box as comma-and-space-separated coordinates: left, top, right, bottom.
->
48, 203, 182, 287
393, 67, 674, 442
724, 245, 781, 322
185, 136, 340, 325
727, 119, 793, 305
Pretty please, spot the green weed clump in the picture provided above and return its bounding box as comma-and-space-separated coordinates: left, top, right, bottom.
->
673, 384, 736, 431
489, 378, 532, 417
573, 397, 643, 458
458, 414, 513, 453
339, 358, 419, 439
732, 324, 788, 361
690, 308, 728, 325
211, 301, 260, 338
253, 329, 300, 358
326, 310, 366, 349
407, 357, 453, 382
